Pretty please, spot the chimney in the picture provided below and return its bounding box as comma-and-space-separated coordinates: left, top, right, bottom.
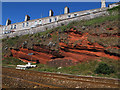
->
6, 19, 11, 25
64, 6, 69, 14
101, 0, 106, 8
49, 9, 54, 16
25, 15, 30, 21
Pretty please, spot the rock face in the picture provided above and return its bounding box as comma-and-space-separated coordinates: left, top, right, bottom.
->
10, 27, 120, 67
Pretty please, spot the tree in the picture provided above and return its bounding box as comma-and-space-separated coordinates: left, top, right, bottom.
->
95, 62, 114, 75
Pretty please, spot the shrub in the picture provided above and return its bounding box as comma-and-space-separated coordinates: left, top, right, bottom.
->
73, 27, 76, 30
95, 62, 114, 75
108, 5, 120, 13
37, 40, 41, 43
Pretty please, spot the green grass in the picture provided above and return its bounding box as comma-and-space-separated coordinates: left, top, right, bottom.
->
2, 57, 119, 79
84, 14, 119, 26
33, 29, 53, 37
83, 5, 120, 26
2, 57, 26, 66
28, 57, 120, 79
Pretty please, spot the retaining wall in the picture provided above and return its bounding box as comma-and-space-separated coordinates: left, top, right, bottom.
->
1, 8, 108, 39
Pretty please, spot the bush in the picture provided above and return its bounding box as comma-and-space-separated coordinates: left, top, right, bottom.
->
95, 62, 114, 75
37, 40, 41, 43
108, 5, 120, 13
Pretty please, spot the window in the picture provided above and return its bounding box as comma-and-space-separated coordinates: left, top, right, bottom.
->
11, 25, 13, 29
35, 21, 37, 24
68, 15, 71, 18
39, 20, 42, 24
26, 22, 29, 26
23, 23, 25, 27
74, 14, 77, 17
14, 25, 16, 29
49, 19, 52, 22
54, 18, 57, 21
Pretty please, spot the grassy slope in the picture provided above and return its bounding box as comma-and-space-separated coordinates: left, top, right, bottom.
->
2, 5, 120, 79
29, 57, 120, 79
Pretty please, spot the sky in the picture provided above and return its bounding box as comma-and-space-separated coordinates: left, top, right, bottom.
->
1, 0, 120, 2
2, 2, 117, 25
